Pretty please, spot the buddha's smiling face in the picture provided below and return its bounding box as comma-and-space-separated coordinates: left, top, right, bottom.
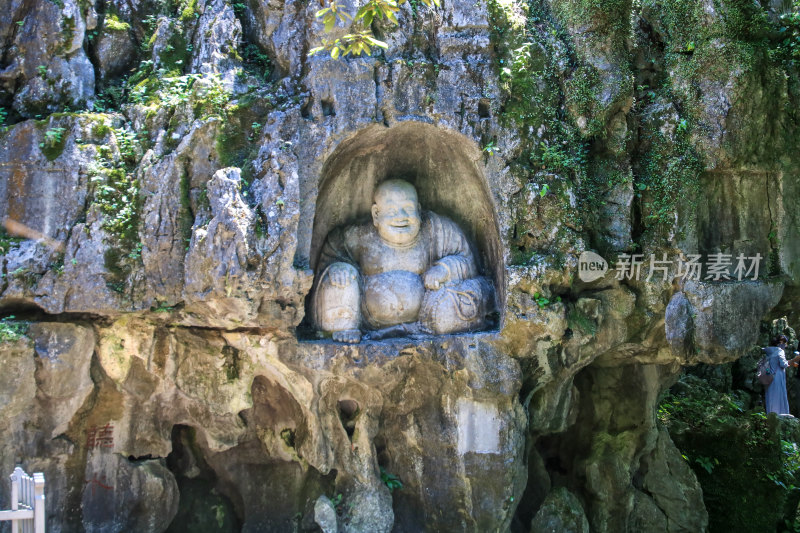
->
372, 180, 421, 247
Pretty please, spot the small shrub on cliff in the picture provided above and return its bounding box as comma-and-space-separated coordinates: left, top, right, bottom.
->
380, 467, 403, 492
0, 316, 28, 343
537, 142, 587, 174
38, 126, 67, 161
773, 0, 800, 65
634, 111, 703, 238
309, 0, 440, 59
487, 0, 594, 240
129, 69, 231, 121
239, 43, 271, 82
659, 375, 800, 532
86, 127, 144, 292
0, 227, 23, 254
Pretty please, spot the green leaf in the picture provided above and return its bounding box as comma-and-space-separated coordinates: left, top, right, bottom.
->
365, 36, 388, 48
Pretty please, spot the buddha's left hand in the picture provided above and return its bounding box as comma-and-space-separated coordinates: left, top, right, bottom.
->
424, 264, 450, 290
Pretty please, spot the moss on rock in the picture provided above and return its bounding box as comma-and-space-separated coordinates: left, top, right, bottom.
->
659, 375, 800, 532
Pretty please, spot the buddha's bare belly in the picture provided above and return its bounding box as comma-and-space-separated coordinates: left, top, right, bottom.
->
362, 270, 425, 327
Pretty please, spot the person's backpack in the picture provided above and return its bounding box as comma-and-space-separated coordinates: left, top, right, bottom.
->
757, 356, 774, 386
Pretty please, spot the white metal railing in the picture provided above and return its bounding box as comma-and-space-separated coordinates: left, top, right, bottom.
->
0, 467, 45, 533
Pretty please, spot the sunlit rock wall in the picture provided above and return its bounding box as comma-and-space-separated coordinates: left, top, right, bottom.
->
1, 0, 798, 531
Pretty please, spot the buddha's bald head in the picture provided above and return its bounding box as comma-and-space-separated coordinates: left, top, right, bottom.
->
372, 180, 421, 246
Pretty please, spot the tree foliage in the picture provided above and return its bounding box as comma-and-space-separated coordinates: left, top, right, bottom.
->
309, 0, 440, 59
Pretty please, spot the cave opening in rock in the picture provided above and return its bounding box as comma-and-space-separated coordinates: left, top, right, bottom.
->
338, 398, 359, 441
165, 425, 241, 533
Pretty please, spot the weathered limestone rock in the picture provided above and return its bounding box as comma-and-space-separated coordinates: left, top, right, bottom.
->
0, 337, 36, 425
665, 292, 694, 359
596, 177, 635, 252
507, 178, 585, 265
2, 0, 95, 115
95, 18, 137, 81
38, 214, 124, 315
147, 17, 182, 73
92, 320, 253, 456
313, 495, 338, 533
46, 324, 526, 531
0, 119, 92, 242
0, 329, 95, 533
292, 336, 527, 532
640, 428, 709, 532
139, 150, 193, 306
30, 322, 94, 437
536, 363, 701, 533
244, 0, 310, 78
183, 167, 259, 321
190, 0, 243, 87
0, 115, 134, 315
530, 487, 590, 533
549, 0, 634, 137
629, 490, 669, 532
82, 455, 179, 533
666, 280, 784, 362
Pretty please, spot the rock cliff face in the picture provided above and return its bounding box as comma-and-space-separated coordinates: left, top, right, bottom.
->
0, 0, 798, 531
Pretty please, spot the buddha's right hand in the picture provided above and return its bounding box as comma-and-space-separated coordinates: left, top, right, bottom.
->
328, 263, 358, 288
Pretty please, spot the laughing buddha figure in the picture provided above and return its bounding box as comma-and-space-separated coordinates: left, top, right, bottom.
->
312, 179, 494, 343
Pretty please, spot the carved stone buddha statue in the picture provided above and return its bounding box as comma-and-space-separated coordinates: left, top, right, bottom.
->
312, 179, 494, 343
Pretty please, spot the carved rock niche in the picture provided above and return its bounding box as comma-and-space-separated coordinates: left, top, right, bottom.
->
305, 121, 504, 339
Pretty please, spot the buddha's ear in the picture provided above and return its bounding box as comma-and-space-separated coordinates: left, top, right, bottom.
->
371, 204, 379, 225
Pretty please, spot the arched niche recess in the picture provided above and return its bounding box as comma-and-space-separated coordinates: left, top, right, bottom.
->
308, 121, 505, 320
